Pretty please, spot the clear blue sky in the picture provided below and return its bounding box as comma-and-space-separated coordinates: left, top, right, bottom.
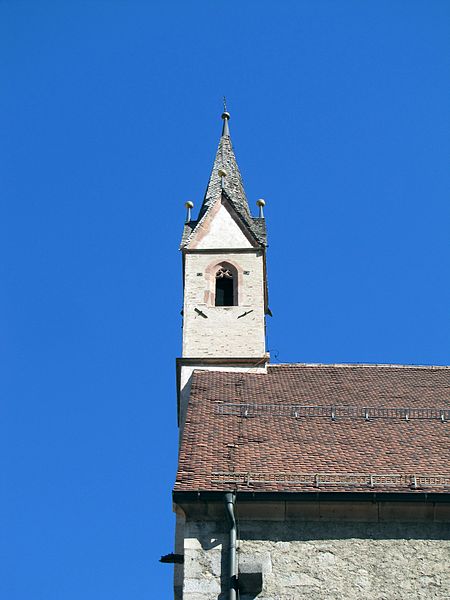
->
1, 1, 449, 598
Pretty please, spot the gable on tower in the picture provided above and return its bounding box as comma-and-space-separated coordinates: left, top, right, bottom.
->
186, 191, 258, 250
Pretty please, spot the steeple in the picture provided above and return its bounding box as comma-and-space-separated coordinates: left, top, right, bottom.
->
181, 108, 267, 249
177, 106, 270, 429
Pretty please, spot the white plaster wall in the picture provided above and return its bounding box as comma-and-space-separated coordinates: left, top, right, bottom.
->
194, 203, 253, 249
182, 252, 266, 359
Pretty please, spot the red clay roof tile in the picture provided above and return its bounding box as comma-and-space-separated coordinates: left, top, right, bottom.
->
175, 364, 450, 494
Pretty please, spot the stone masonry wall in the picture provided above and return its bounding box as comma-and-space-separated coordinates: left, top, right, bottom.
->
182, 517, 450, 600
182, 251, 265, 358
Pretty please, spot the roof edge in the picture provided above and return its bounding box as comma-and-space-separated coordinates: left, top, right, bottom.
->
269, 363, 450, 370
174, 490, 450, 504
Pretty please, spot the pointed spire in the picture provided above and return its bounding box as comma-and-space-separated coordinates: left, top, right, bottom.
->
198, 104, 251, 223
180, 105, 268, 248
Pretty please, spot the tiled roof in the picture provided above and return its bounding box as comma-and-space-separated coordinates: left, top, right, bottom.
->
175, 364, 450, 494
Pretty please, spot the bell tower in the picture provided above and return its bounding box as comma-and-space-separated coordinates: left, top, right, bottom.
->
177, 108, 270, 425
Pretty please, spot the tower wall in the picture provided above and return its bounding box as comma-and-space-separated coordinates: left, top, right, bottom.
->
182, 251, 266, 359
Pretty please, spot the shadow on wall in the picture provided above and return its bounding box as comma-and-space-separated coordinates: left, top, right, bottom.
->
216, 547, 264, 600
238, 520, 450, 542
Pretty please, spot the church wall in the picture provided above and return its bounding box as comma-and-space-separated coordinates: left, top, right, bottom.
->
182, 251, 266, 358
174, 509, 186, 600
181, 510, 450, 600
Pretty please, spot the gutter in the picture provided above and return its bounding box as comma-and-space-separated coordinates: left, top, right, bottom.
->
174, 490, 450, 504
225, 492, 237, 600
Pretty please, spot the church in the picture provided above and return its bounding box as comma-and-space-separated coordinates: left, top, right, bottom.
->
169, 109, 450, 599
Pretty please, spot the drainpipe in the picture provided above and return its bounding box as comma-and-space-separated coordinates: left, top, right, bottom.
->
225, 492, 237, 600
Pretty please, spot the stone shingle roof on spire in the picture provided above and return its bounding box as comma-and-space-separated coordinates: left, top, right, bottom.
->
199, 118, 251, 222
181, 111, 267, 248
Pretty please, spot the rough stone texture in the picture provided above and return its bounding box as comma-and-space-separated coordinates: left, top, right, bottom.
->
181, 518, 450, 600
183, 521, 226, 600
174, 509, 186, 600
182, 251, 266, 359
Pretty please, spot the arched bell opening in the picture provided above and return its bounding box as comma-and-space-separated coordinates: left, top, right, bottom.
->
215, 265, 235, 306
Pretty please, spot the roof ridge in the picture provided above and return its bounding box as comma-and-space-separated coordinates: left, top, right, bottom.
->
268, 363, 450, 370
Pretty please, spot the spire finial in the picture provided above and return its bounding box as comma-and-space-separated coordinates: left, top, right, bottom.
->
256, 198, 266, 218
221, 96, 230, 137
185, 200, 194, 222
